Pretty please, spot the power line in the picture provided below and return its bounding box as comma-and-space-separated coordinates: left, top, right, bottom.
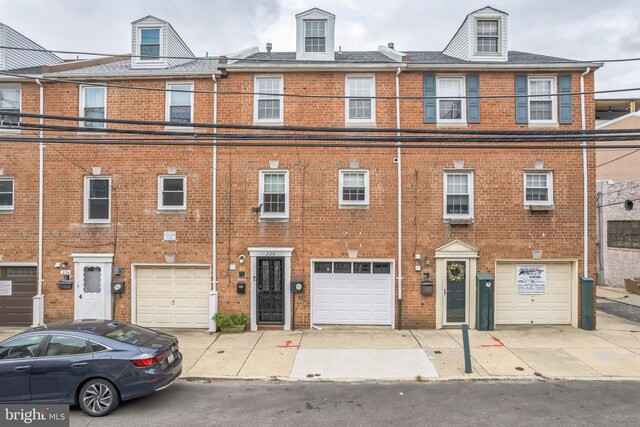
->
2, 44, 635, 64
596, 148, 640, 168
1, 135, 640, 149
1, 69, 639, 101
5, 111, 640, 139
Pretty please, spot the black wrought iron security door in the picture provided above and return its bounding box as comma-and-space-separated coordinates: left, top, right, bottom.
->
257, 257, 284, 324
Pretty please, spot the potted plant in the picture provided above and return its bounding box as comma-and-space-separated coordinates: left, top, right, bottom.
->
213, 312, 249, 333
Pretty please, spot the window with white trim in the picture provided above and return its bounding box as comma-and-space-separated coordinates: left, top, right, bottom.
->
0, 177, 14, 210
165, 83, 194, 126
444, 171, 473, 219
304, 20, 326, 53
339, 170, 369, 207
84, 176, 111, 223
140, 28, 161, 60
259, 171, 288, 219
528, 77, 556, 123
524, 171, 553, 206
437, 77, 465, 122
0, 85, 20, 126
254, 76, 283, 122
346, 76, 375, 123
476, 19, 499, 54
80, 86, 106, 128
158, 176, 186, 210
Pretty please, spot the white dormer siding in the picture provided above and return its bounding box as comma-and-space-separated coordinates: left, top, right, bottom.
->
131, 16, 195, 69
0, 22, 62, 70
295, 8, 335, 61
442, 6, 508, 62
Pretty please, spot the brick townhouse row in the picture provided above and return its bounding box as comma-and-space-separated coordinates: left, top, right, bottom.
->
0, 6, 600, 330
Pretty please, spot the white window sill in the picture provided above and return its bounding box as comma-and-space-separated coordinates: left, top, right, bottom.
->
259, 216, 289, 223
444, 217, 474, 225
528, 122, 559, 129
164, 126, 194, 132
0, 128, 22, 134
76, 130, 108, 136
437, 122, 468, 128
345, 121, 377, 128
526, 204, 554, 211
156, 208, 187, 214
0, 209, 15, 214
82, 222, 111, 227
253, 120, 283, 126
339, 204, 370, 210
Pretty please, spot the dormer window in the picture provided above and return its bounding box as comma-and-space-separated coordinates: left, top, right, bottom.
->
304, 20, 326, 53
140, 28, 161, 60
476, 19, 499, 54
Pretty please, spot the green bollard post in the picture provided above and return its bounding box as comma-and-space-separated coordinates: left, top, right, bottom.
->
462, 324, 472, 374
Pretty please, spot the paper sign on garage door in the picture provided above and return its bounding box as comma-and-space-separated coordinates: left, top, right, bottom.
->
0, 281, 11, 296
516, 264, 546, 294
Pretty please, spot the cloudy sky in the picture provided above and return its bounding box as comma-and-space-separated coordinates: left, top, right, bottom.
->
2, 0, 639, 97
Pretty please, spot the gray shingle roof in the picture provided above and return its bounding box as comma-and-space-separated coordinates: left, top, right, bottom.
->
46, 58, 218, 77
232, 50, 585, 66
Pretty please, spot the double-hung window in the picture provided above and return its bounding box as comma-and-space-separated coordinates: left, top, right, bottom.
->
0, 177, 14, 211
437, 77, 465, 123
140, 28, 161, 60
346, 76, 375, 123
259, 171, 288, 219
84, 176, 111, 224
444, 171, 473, 220
0, 85, 20, 126
254, 76, 283, 123
339, 170, 369, 207
304, 20, 326, 53
80, 86, 106, 128
166, 83, 194, 127
476, 19, 499, 54
158, 176, 186, 210
524, 171, 553, 207
528, 77, 556, 123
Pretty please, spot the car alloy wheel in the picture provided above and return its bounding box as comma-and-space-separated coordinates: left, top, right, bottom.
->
80, 379, 119, 416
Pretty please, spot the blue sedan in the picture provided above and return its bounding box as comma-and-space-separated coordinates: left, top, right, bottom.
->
0, 319, 182, 416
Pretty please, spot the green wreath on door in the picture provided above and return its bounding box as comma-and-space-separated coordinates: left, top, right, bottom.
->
447, 263, 465, 282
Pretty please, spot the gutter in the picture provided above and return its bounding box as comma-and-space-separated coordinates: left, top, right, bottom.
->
395, 66, 403, 330
580, 67, 591, 278
210, 73, 218, 333
35, 78, 44, 326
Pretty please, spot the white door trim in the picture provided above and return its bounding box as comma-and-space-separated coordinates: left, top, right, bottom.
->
310, 258, 396, 329
130, 263, 211, 325
248, 247, 294, 332
72, 253, 114, 320
434, 241, 478, 329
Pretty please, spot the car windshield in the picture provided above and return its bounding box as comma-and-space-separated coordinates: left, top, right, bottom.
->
104, 324, 158, 346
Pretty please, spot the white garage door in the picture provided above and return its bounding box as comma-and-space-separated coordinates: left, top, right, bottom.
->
312, 261, 393, 325
495, 262, 573, 325
136, 266, 210, 328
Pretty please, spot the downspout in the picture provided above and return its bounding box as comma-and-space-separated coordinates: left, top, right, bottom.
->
580, 67, 590, 278
36, 79, 44, 326
210, 74, 218, 332
395, 66, 403, 329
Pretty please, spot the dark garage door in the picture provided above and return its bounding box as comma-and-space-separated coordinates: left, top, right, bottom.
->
0, 267, 37, 326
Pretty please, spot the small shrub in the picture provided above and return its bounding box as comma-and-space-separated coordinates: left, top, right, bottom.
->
213, 312, 248, 327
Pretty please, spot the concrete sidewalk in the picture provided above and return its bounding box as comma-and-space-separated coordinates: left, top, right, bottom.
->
169, 311, 640, 382
597, 285, 640, 308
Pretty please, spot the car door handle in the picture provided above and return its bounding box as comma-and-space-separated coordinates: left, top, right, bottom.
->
13, 366, 31, 372
71, 362, 88, 368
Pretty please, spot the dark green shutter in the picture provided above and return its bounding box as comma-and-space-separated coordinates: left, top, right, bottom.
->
424, 73, 436, 123
559, 74, 573, 124
515, 74, 528, 124
467, 74, 480, 124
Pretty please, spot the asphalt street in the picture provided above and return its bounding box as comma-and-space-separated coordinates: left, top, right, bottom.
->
597, 298, 640, 324
70, 379, 640, 427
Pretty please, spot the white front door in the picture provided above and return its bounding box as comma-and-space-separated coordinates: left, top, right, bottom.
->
73, 254, 113, 320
